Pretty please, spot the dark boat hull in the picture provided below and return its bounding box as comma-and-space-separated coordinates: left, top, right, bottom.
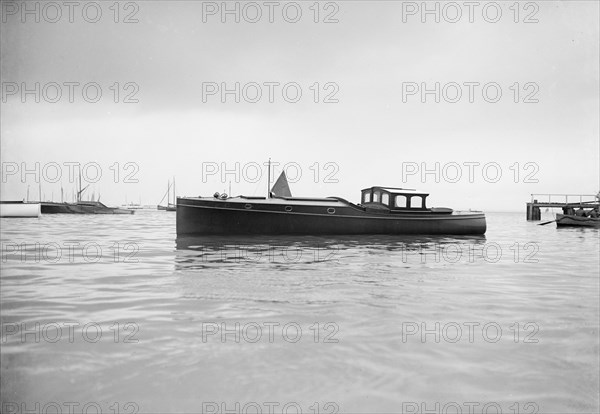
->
176, 197, 486, 236
556, 213, 600, 228
41, 202, 134, 215
41, 202, 85, 214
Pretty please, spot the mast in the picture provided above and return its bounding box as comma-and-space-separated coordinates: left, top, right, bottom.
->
173, 176, 176, 205
78, 166, 82, 202
267, 158, 271, 198
158, 181, 172, 207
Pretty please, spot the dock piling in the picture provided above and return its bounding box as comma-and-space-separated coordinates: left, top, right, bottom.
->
526, 201, 541, 220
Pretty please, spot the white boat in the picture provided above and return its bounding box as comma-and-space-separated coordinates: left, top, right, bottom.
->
0, 202, 41, 218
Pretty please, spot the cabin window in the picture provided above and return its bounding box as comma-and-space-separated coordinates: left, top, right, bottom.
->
362, 192, 371, 203
395, 195, 407, 208
381, 193, 389, 206
415, 196, 425, 208
285, 206, 292, 212
327, 208, 335, 214
373, 191, 380, 203
244, 204, 252, 209
407, 196, 425, 208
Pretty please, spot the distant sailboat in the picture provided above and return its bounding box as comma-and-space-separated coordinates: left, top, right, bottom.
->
157, 178, 176, 211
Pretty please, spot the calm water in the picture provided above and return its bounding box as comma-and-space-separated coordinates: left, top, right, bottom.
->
1, 211, 598, 414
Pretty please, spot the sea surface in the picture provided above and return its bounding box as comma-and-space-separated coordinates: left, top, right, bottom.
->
1, 211, 598, 414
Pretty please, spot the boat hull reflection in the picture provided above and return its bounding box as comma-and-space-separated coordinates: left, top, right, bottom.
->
174, 234, 487, 271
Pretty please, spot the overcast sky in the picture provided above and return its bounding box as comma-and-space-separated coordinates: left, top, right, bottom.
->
1, 1, 598, 211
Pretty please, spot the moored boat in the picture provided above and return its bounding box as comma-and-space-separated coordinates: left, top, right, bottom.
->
41, 201, 134, 215
157, 177, 177, 211
38, 168, 134, 214
176, 173, 486, 236
158, 204, 176, 211
0, 201, 41, 218
556, 213, 600, 228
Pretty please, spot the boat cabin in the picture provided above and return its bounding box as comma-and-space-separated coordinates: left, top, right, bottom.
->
360, 187, 429, 211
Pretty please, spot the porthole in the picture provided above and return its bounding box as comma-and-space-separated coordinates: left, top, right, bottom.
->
285, 206, 293, 212
244, 204, 252, 209
327, 208, 335, 214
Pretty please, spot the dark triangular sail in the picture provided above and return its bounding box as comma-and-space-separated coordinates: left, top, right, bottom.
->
270, 171, 292, 198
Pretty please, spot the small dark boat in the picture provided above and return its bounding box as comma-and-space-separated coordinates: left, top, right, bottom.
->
158, 205, 176, 211
176, 172, 486, 236
41, 201, 134, 215
38, 168, 133, 215
556, 213, 600, 228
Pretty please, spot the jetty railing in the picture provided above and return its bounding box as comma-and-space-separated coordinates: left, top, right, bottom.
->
530, 194, 599, 204
527, 193, 599, 220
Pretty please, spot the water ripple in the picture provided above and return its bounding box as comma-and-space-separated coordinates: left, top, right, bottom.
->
1, 211, 598, 413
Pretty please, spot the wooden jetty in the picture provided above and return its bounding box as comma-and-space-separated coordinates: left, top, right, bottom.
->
526, 193, 599, 220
